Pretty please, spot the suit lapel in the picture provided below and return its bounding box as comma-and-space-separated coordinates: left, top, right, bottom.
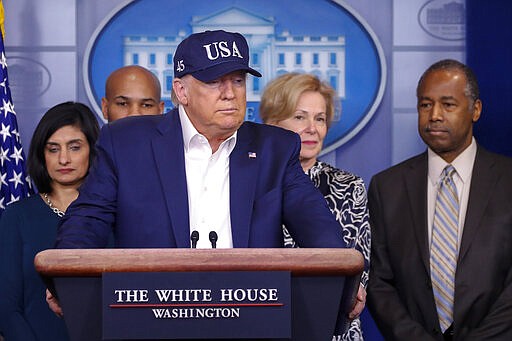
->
458, 147, 495, 261
405, 153, 431, 273
229, 123, 258, 247
151, 110, 190, 248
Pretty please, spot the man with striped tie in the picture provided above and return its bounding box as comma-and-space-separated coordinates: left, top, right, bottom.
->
367, 59, 512, 340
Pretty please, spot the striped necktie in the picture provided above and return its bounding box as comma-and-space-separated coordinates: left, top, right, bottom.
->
430, 165, 459, 332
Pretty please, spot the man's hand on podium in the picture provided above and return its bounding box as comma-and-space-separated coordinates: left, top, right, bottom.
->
46, 288, 64, 318
348, 284, 366, 319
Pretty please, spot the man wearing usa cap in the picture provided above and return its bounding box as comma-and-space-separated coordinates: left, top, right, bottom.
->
55, 30, 346, 250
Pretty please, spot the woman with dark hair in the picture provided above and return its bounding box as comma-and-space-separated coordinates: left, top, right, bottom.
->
260, 73, 370, 341
0, 102, 99, 340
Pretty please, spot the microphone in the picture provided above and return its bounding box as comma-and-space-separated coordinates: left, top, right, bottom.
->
209, 231, 218, 249
190, 230, 199, 248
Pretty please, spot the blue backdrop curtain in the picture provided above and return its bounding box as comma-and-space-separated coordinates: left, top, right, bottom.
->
467, 0, 512, 157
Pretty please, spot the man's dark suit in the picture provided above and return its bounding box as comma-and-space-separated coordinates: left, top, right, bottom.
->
367, 146, 512, 340
56, 108, 345, 249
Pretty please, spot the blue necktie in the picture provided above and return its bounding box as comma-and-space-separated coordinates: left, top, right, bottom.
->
430, 165, 459, 332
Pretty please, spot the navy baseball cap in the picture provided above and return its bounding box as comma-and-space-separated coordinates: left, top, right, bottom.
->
173, 30, 262, 82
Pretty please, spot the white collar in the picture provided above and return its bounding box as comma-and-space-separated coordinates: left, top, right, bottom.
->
178, 105, 237, 155
428, 137, 477, 185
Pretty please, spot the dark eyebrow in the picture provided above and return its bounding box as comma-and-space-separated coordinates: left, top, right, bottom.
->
440, 96, 457, 101
114, 95, 157, 103
418, 96, 432, 101
66, 139, 84, 144
114, 96, 129, 100
46, 139, 84, 146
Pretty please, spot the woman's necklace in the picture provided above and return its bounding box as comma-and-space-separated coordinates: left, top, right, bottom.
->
43, 193, 65, 217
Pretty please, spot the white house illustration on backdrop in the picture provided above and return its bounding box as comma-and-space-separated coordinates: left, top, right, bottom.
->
123, 7, 345, 120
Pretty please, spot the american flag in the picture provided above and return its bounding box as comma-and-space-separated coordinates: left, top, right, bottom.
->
0, 25, 33, 216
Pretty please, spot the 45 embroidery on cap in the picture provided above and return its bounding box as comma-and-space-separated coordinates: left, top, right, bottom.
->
176, 60, 185, 72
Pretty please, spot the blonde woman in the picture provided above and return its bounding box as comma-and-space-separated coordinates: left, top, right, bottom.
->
260, 73, 370, 340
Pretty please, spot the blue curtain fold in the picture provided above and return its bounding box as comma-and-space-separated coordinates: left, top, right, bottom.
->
467, 0, 512, 157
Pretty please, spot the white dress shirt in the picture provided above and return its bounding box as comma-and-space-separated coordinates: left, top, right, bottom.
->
179, 106, 236, 248
427, 138, 477, 250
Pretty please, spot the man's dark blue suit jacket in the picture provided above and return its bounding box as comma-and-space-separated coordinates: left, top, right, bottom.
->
56, 108, 346, 249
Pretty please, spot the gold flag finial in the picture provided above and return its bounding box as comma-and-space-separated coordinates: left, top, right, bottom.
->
0, 0, 5, 39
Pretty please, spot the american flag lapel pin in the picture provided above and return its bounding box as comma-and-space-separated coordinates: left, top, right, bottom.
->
248, 151, 257, 158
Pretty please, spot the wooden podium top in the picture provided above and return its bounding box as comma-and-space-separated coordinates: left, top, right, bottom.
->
35, 248, 363, 277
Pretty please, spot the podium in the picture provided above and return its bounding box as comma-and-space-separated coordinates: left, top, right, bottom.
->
35, 248, 363, 341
